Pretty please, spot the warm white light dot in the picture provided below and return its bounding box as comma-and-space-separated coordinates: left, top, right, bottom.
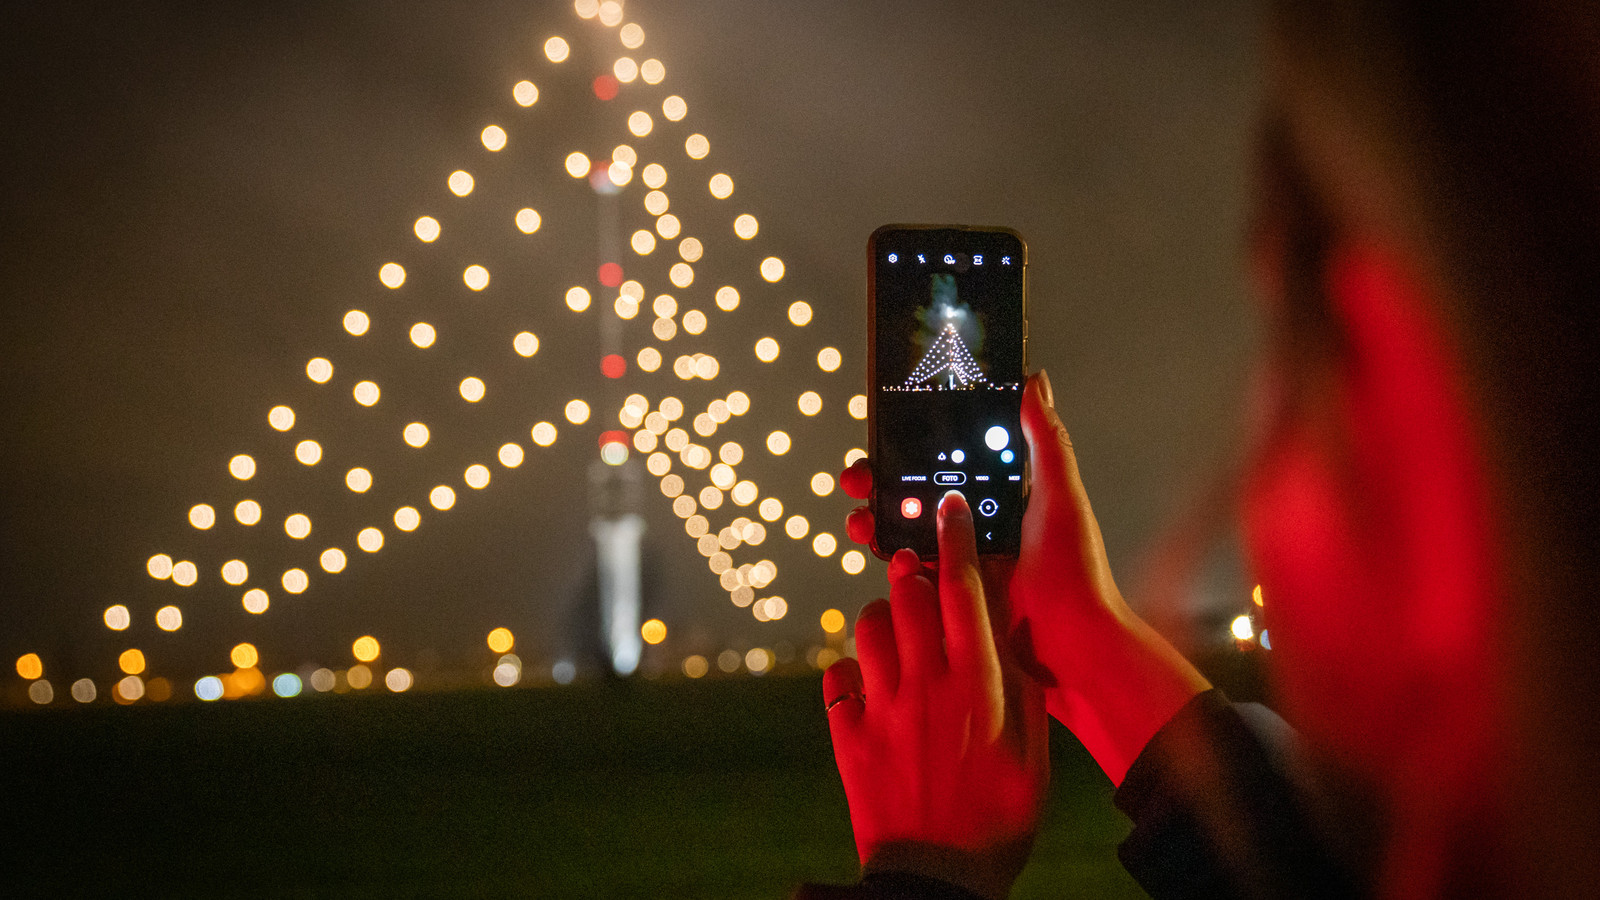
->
669, 263, 694, 288
566, 286, 592, 312
105, 604, 132, 629
734, 214, 758, 239
499, 443, 525, 467
306, 358, 333, 383
353, 380, 380, 406
448, 170, 475, 196
385, 668, 413, 693
234, 499, 261, 525
544, 36, 570, 62
643, 163, 666, 189
565, 400, 591, 424
172, 560, 198, 586
767, 430, 791, 455
531, 422, 557, 446
664, 96, 688, 121
637, 347, 662, 371
598, 0, 622, 25
514, 332, 539, 356
379, 263, 406, 288
845, 448, 868, 467
644, 190, 668, 215
285, 513, 312, 539
615, 294, 640, 319
464, 265, 490, 291
731, 481, 759, 506
759, 497, 783, 521
761, 257, 785, 282
394, 506, 420, 532
612, 145, 637, 167
685, 133, 709, 159
842, 550, 866, 575
320, 548, 347, 574
295, 440, 322, 466
464, 464, 491, 489
631, 229, 657, 255
403, 422, 430, 447
652, 294, 677, 318
608, 160, 633, 186
813, 533, 838, 556
343, 310, 370, 336
812, 472, 836, 496
430, 485, 457, 511
345, 467, 372, 493
614, 57, 639, 82
628, 111, 652, 136
755, 337, 780, 362
657, 214, 681, 239
459, 377, 486, 403
818, 348, 842, 371
189, 503, 215, 530
513, 80, 539, 106
414, 215, 441, 242
620, 22, 644, 48
709, 174, 733, 198
268, 405, 295, 431
682, 309, 707, 335
565, 151, 590, 178
798, 391, 822, 416
849, 395, 868, 419
1231, 614, 1255, 641
228, 454, 256, 481
481, 125, 507, 152
716, 286, 740, 311
242, 589, 269, 614
679, 237, 703, 262
221, 559, 248, 585
282, 568, 309, 594
641, 58, 664, 84
410, 322, 436, 348
358, 527, 384, 553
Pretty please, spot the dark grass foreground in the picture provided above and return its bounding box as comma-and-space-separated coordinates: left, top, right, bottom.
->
1, 675, 1145, 898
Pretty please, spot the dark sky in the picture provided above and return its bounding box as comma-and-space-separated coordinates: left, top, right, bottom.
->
0, 1, 1260, 691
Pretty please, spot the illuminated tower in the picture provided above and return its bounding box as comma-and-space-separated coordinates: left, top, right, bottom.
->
905, 323, 987, 388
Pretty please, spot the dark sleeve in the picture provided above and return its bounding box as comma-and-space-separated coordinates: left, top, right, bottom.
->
1114, 689, 1360, 899
792, 871, 989, 900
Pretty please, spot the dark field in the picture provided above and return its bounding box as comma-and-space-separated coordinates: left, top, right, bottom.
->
1, 675, 1145, 898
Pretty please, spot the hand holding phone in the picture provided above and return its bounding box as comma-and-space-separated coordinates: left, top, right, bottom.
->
867, 225, 1029, 559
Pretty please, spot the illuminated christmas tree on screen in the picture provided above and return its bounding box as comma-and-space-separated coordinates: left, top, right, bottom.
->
905, 322, 987, 388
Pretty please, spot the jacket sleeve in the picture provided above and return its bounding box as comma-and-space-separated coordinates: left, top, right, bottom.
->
1113, 689, 1360, 899
792, 870, 989, 900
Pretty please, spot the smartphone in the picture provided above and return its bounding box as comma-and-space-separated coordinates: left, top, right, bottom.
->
867, 224, 1028, 560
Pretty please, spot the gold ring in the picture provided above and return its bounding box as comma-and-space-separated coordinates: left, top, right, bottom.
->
825, 690, 865, 712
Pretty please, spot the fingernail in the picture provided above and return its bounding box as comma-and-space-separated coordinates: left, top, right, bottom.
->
1038, 369, 1055, 408
939, 489, 969, 517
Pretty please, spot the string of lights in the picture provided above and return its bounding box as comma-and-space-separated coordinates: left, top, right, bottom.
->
12, 0, 870, 707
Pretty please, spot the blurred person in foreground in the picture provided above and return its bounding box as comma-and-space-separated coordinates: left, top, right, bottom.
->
801, 2, 1600, 897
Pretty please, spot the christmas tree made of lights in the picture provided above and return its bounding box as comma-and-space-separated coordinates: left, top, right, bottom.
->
904, 322, 987, 389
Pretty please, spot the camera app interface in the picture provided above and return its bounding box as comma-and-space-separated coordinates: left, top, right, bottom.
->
872, 229, 1026, 556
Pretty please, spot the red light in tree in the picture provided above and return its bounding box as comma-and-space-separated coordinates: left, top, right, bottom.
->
601, 354, 627, 379
597, 262, 623, 287
593, 75, 618, 101
598, 430, 628, 448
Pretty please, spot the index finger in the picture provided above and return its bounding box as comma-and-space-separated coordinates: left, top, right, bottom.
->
935, 491, 1000, 684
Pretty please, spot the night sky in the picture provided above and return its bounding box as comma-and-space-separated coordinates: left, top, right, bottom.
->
0, 1, 1259, 694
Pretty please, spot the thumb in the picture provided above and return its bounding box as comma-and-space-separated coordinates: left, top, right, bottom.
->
1018, 370, 1116, 588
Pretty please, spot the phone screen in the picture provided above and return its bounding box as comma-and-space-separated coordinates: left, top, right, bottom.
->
868, 226, 1028, 559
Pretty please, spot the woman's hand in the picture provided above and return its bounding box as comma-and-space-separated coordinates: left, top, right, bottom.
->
843, 371, 1209, 785
824, 491, 1049, 900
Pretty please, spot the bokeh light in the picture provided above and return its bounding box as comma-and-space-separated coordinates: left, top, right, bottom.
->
346, 467, 373, 492
798, 391, 822, 416
465, 464, 491, 489
358, 527, 384, 552
448, 170, 475, 196
410, 322, 437, 348
641, 59, 664, 84
498, 443, 525, 467
761, 257, 785, 282
343, 309, 370, 336
404, 422, 430, 447
171, 561, 198, 586
195, 677, 223, 701
531, 422, 558, 446
306, 358, 333, 383
663, 95, 688, 121
708, 174, 733, 198
628, 111, 653, 137
564, 151, 590, 178
188, 503, 215, 530
513, 80, 539, 106
755, 337, 779, 362
841, 550, 866, 574
394, 507, 421, 531
379, 263, 405, 289
514, 331, 540, 356
353, 380, 380, 406
243, 589, 269, 614
565, 286, 592, 312
785, 516, 810, 539
487, 627, 514, 653
16, 653, 43, 680
460, 377, 486, 402
385, 668, 413, 692
352, 635, 381, 662
818, 348, 842, 371
347, 665, 373, 689
463, 265, 490, 290
414, 216, 441, 242
273, 673, 303, 698
481, 125, 507, 152
641, 618, 667, 644
147, 554, 173, 580
221, 559, 248, 585
231, 643, 258, 669
430, 485, 456, 510
813, 533, 837, 556
282, 568, 309, 593
565, 400, 591, 424
849, 395, 868, 419
104, 604, 131, 630
685, 133, 709, 159
820, 609, 846, 634
811, 472, 835, 496
285, 513, 311, 539
767, 430, 791, 455
295, 440, 322, 465
682, 655, 708, 678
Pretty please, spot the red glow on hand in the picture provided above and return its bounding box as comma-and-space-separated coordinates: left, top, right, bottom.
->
600, 354, 626, 379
